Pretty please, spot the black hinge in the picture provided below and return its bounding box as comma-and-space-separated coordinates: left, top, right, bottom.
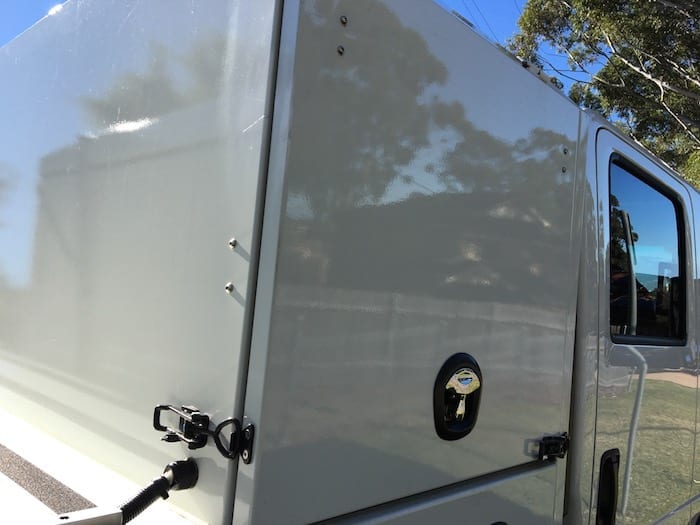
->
538, 432, 569, 462
153, 405, 254, 464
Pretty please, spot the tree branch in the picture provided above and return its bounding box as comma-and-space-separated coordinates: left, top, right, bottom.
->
612, 38, 700, 92
664, 57, 700, 90
599, 17, 700, 102
653, 0, 698, 21
593, 70, 700, 144
660, 99, 700, 146
612, 50, 700, 102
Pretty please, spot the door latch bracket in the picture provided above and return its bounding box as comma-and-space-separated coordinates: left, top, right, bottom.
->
153, 405, 254, 463
538, 432, 569, 461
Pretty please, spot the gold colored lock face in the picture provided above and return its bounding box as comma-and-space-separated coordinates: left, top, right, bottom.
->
445, 368, 481, 421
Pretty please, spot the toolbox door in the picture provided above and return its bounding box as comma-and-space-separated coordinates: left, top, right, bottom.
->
235, 1, 583, 523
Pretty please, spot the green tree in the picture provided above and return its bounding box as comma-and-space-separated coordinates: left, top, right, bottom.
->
509, 0, 700, 184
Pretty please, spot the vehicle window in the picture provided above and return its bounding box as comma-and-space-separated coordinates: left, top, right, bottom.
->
609, 160, 685, 342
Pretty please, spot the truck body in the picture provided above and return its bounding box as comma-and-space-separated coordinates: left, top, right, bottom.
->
0, 1, 698, 523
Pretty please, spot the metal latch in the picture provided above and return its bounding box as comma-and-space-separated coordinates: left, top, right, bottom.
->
153, 405, 254, 463
538, 432, 570, 461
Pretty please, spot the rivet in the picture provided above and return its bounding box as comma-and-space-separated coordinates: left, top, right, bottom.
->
563, 147, 569, 155
337, 45, 345, 56
340, 15, 348, 25
241, 449, 250, 461
225, 282, 234, 294
228, 238, 237, 249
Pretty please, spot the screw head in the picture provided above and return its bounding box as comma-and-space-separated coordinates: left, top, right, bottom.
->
340, 15, 348, 25
337, 45, 345, 56
241, 449, 250, 462
561, 166, 567, 173
225, 282, 234, 294
563, 147, 569, 155
229, 238, 237, 249
243, 428, 252, 440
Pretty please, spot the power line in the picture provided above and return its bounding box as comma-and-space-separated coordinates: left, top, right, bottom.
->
458, 0, 498, 43
535, 52, 592, 86
459, 0, 478, 29
470, 0, 500, 42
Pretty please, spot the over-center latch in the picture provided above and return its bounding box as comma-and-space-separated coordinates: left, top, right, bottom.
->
538, 432, 569, 461
153, 405, 254, 463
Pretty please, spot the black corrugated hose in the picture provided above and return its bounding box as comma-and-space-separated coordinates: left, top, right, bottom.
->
120, 459, 198, 524
120, 476, 171, 523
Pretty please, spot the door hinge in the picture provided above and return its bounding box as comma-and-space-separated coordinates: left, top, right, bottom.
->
538, 432, 569, 462
153, 405, 254, 464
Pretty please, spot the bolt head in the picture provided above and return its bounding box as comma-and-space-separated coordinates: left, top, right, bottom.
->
225, 282, 234, 294
228, 238, 237, 249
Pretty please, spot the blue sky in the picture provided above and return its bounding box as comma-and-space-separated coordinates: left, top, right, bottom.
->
0, 1, 64, 48
436, 0, 524, 44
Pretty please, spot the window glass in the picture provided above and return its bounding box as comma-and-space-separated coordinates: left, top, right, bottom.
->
610, 161, 685, 341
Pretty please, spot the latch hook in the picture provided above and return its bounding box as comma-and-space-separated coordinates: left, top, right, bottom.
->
212, 417, 241, 460
153, 405, 254, 463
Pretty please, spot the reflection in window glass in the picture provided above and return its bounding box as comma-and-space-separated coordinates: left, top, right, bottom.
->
610, 161, 684, 341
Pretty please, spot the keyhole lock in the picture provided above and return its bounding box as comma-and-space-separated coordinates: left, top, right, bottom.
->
445, 367, 480, 422
434, 353, 483, 440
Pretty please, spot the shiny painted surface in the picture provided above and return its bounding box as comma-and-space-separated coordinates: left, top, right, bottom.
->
562, 115, 598, 525
592, 128, 697, 524
334, 464, 558, 524
240, 1, 581, 522
0, 1, 280, 522
694, 189, 700, 522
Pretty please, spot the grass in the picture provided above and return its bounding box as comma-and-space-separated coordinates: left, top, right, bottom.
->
596, 377, 696, 524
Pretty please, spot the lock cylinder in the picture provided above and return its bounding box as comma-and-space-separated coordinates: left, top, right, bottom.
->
433, 353, 483, 440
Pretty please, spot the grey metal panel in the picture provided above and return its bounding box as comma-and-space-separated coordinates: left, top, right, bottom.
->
691, 192, 700, 516
0, 1, 281, 522
562, 114, 599, 525
331, 463, 557, 524
693, 189, 700, 522
231, 0, 303, 522
593, 128, 697, 524
243, 1, 581, 522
